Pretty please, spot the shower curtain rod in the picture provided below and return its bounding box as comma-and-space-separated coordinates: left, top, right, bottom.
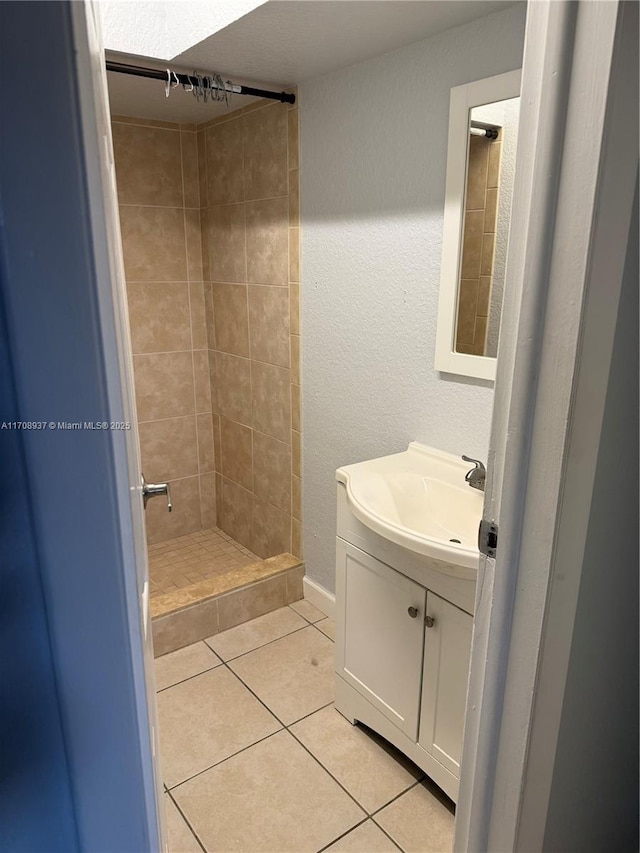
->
106, 60, 296, 105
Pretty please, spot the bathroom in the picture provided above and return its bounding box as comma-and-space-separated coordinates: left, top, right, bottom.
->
101, 2, 525, 849
1, 1, 637, 852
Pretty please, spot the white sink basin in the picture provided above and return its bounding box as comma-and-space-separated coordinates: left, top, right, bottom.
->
336, 442, 483, 576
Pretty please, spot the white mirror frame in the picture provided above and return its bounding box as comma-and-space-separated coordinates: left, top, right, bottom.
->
435, 69, 522, 381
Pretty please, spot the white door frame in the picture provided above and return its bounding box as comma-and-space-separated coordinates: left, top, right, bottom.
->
455, 1, 638, 850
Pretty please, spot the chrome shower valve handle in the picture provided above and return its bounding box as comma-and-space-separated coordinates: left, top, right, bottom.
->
141, 474, 172, 512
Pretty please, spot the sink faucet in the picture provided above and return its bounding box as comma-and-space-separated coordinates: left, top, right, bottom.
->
462, 455, 486, 492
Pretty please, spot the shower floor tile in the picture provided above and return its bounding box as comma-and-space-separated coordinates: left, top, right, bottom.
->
148, 527, 259, 598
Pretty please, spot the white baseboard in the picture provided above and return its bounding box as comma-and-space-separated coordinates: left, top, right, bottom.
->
303, 576, 335, 620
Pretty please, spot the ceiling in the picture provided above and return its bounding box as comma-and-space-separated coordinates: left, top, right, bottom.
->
106, 0, 518, 123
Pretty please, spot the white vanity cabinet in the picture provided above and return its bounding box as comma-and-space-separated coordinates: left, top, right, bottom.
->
335, 483, 476, 803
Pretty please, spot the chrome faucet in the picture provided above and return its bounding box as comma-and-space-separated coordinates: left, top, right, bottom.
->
462, 455, 486, 492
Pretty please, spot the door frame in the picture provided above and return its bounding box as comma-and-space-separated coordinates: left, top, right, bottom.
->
0, 2, 162, 849
455, 1, 638, 850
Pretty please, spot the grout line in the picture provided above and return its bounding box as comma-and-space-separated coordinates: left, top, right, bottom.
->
165, 788, 208, 853
155, 663, 223, 694
314, 816, 371, 853
369, 779, 424, 820
208, 622, 310, 665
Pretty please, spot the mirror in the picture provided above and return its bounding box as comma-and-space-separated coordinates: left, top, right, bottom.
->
435, 70, 521, 381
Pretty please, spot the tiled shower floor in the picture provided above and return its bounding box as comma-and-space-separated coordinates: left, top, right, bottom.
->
148, 527, 259, 599
155, 600, 455, 853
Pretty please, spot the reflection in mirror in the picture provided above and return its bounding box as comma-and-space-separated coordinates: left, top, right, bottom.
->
455, 97, 520, 358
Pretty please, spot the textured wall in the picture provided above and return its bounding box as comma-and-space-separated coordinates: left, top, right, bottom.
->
300, 4, 526, 593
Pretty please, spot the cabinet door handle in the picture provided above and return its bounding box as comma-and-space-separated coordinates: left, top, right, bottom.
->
407, 606, 419, 618
425, 615, 435, 628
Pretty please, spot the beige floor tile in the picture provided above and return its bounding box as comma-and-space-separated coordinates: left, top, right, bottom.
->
205, 605, 307, 661
174, 730, 365, 853
155, 641, 222, 692
164, 795, 202, 853
290, 598, 325, 623
325, 820, 400, 852
228, 625, 334, 724
316, 617, 336, 641
374, 782, 455, 853
291, 706, 423, 813
157, 667, 281, 787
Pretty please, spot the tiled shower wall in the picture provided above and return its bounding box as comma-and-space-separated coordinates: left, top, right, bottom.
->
198, 96, 301, 560
455, 133, 500, 356
113, 116, 215, 545
112, 96, 301, 558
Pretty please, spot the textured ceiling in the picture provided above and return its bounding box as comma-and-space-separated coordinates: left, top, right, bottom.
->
106, 0, 519, 123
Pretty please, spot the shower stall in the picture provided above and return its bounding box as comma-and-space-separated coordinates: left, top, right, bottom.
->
110, 88, 303, 651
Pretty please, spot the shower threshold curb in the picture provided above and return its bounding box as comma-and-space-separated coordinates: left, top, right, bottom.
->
151, 553, 304, 657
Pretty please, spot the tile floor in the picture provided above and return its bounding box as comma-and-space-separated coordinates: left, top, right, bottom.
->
155, 599, 455, 853
149, 528, 259, 599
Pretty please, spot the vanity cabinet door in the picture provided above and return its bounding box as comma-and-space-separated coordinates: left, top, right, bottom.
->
418, 593, 473, 778
336, 539, 426, 739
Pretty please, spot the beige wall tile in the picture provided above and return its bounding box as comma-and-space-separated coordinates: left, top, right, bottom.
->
481, 232, 495, 277
456, 279, 479, 347
193, 350, 211, 413
243, 105, 288, 201
219, 477, 253, 548
291, 382, 301, 432
478, 276, 492, 317
196, 413, 215, 473
289, 283, 300, 336
245, 197, 288, 285
290, 334, 301, 385
204, 282, 215, 349
217, 574, 288, 632
120, 205, 187, 281
251, 361, 291, 442
145, 475, 201, 544
248, 285, 289, 367
112, 123, 183, 207
253, 430, 291, 512
200, 472, 216, 528
287, 109, 299, 171
189, 282, 207, 350
206, 119, 244, 205
291, 474, 301, 521
291, 518, 302, 559
220, 417, 253, 491
197, 130, 208, 208
289, 168, 300, 226
181, 131, 199, 208
289, 227, 300, 283
465, 137, 489, 210
487, 140, 502, 188
252, 497, 291, 558
484, 187, 498, 234
207, 203, 246, 283
213, 415, 222, 472
185, 209, 203, 281
292, 429, 301, 478
112, 116, 179, 130
139, 416, 198, 481
460, 210, 484, 280
200, 207, 210, 279
133, 352, 195, 422
474, 315, 488, 355
127, 282, 191, 354
215, 473, 223, 524
212, 283, 249, 357
215, 352, 252, 425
